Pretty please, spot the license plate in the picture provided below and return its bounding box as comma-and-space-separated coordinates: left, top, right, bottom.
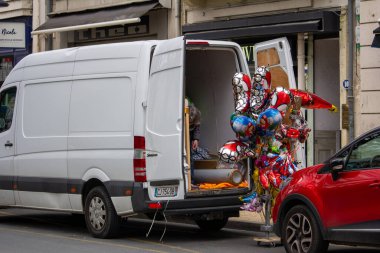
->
155, 186, 177, 197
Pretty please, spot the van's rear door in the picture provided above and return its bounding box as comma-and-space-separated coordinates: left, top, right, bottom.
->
254, 38, 296, 89
254, 38, 305, 167
145, 37, 185, 200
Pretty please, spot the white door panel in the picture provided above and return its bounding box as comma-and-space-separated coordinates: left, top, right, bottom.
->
146, 37, 184, 199
254, 38, 296, 89
15, 81, 71, 208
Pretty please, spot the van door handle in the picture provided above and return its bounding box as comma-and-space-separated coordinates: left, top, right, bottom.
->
4, 141, 13, 147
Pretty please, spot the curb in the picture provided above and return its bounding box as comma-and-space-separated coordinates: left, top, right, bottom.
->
225, 220, 263, 232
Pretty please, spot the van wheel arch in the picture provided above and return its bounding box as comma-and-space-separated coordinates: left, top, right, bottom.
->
82, 178, 105, 207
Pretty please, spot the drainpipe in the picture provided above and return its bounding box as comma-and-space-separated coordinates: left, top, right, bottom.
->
347, 0, 355, 141
175, 0, 181, 36
46, 0, 52, 50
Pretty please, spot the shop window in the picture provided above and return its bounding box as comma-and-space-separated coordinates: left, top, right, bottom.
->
0, 56, 14, 86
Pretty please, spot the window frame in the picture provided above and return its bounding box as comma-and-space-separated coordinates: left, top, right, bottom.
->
0, 86, 17, 133
344, 132, 380, 172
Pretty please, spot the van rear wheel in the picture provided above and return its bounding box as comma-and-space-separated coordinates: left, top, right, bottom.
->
195, 217, 229, 232
84, 186, 121, 238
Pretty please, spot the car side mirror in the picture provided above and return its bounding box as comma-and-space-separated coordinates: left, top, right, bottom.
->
330, 158, 344, 180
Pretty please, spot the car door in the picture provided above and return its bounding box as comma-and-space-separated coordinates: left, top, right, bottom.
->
0, 85, 17, 205
145, 37, 185, 200
322, 130, 380, 230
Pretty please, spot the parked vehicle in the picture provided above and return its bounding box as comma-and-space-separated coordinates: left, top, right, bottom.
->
272, 126, 380, 253
0, 36, 296, 238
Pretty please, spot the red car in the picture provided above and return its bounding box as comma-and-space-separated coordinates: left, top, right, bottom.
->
273, 127, 380, 253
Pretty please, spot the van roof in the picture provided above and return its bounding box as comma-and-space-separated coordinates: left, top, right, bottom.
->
2, 37, 241, 87
2, 40, 158, 87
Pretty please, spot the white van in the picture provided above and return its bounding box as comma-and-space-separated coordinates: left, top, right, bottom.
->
0, 36, 296, 238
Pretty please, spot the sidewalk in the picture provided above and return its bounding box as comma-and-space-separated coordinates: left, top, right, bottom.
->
135, 210, 271, 233
226, 210, 269, 232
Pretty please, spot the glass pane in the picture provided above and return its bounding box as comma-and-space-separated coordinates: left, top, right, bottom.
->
0, 87, 17, 132
346, 134, 380, 170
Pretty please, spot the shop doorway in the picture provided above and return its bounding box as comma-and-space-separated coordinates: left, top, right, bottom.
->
314, 38, 340, 163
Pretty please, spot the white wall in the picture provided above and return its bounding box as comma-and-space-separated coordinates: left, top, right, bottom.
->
314, 38, 340, 131
0, 0, 32, 19
359, 0, 380, 134
183, 0, 348, 24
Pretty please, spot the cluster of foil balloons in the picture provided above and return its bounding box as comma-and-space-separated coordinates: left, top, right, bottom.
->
218, 66, 337, 212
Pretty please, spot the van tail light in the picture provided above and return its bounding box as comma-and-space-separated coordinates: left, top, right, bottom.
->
148, 202, 162, 209
134, 136, 147, 182
186, 41, 209, 46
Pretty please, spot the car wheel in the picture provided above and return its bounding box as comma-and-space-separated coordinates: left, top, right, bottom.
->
84, 186, 121, 238
282, 205, 328, 253
195, 217, 229, 232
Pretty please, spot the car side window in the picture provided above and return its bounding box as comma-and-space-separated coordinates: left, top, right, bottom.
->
346, 133, 380, 171
0, 87, 17, 133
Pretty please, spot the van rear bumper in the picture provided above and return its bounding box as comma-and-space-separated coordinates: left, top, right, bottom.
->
131, 183, 243, 215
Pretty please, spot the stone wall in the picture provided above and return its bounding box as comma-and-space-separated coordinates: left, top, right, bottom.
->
359, 0, 380, 134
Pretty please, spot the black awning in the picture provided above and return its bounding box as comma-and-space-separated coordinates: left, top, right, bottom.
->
183, 11, 339, 40
35, 1, 158, 31
372, 26, 380, 48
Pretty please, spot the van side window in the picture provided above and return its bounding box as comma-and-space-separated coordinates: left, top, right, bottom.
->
0, 87, 17, 133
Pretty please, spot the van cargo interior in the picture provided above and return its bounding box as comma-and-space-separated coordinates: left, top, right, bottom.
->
184, 46, 250, 194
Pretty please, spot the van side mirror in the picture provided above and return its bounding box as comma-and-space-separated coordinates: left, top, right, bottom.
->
330, 158, 344, 180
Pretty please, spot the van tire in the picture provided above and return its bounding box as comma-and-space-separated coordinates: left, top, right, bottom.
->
84, 186, 121, 238
195, 217, 229, 232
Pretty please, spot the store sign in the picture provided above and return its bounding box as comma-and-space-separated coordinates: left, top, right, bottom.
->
74, 16, 149, 43
241, 44, 255, 65
0, 22, 25, 48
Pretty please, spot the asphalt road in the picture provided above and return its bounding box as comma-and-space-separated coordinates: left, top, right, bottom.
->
0, 208, 378, 253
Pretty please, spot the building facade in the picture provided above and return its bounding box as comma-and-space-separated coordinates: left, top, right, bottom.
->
31, 0, 175, 52
180, 0, 380, 166
181, 0, 351, 165
358, 0, 380, 135
0, 0, 32, 86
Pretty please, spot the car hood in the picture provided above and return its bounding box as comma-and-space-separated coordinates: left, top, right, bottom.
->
293, 163, 325, 178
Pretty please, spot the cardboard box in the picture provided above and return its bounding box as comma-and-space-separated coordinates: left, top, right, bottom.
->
194, 159, 218, 169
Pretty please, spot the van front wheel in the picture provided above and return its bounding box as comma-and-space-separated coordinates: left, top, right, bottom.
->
84, 186, 121, 238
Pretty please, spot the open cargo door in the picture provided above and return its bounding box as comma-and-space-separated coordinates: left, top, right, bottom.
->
254, 38, 306, 168
254, 38, 296, 89
146, 37, 185, 199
